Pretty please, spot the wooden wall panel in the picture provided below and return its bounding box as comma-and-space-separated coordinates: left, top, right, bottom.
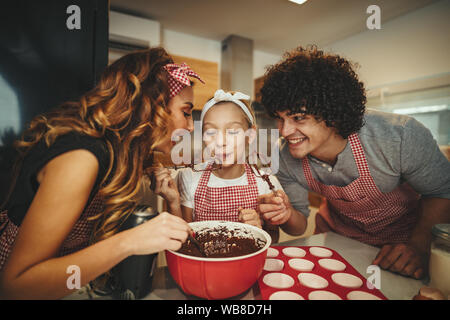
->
171, 55, 219, 110
254, 75, 265, 103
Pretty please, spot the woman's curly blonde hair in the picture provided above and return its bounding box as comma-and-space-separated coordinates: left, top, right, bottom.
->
12, 47, 174, 244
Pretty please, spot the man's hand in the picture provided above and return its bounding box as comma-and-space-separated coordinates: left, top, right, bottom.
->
257, 190, 292, 225
372, 243, 426, 279
238, 207, 262, 229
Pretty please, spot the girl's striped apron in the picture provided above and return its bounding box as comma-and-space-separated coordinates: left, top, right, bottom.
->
193, 164, 259, 221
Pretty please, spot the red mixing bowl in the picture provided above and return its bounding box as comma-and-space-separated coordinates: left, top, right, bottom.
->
165, 221, 271, 299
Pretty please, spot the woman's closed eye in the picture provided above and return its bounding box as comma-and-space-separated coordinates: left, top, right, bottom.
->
183, 111, 192, 118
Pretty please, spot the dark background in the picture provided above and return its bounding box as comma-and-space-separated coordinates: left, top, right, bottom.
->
0, 0, 109, 204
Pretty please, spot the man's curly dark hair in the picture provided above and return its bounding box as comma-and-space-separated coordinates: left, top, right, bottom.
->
260, 45, 366, 138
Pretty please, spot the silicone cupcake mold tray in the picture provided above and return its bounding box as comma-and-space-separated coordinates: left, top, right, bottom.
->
258, 246, 387, 300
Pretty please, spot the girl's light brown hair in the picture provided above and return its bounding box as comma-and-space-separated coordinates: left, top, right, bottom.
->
10, 47, 174, 243
203, 91, 256, 129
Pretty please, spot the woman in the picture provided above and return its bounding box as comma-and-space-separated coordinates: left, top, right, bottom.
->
0, 47, 201, 299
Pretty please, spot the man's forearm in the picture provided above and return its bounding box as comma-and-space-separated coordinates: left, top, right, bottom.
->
409, 197, 450, 255
280, 207, 308, 236
263, 222, 280, 244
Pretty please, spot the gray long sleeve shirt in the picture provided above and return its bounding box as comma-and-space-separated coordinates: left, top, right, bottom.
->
276, 109, 450, 217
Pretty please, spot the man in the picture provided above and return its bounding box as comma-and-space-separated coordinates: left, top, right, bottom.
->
258, 46, 450, 279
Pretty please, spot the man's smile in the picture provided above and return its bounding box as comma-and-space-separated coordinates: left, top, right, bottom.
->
286, 136, 307, 147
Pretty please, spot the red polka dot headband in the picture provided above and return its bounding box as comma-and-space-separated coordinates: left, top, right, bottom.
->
163, 63, 205, 98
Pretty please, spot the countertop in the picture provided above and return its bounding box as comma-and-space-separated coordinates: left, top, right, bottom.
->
65, 231, 426, 300
143, 232, 426, 300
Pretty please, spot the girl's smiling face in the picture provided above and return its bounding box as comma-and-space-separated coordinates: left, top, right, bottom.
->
202, 102, 254, 166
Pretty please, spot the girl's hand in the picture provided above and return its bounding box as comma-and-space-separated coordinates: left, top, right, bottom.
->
124, 212, 190, 255
151, 168, 180, 204
238, 207, 263, 229
257, 190, 292, 225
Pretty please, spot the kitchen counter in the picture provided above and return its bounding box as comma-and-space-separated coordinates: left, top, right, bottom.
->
67, 231, 426, 300
142, 231, 426, 300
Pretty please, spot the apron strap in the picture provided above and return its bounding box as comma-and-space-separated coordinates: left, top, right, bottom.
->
244, 164, 258, 185
347, 133, 372, 177
302, 157, 320, 192
0, 210, 10, 236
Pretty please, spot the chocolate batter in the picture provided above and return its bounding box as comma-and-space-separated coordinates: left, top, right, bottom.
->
178, 226, 266, 258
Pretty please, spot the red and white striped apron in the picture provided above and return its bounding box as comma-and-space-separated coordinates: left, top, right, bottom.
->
193, 163, 259, 221
302, 133, 420, 246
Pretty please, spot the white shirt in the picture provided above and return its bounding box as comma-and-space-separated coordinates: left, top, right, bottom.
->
177, 163, 284, 210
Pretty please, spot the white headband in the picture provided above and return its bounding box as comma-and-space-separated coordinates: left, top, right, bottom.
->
200, 89, 254, 125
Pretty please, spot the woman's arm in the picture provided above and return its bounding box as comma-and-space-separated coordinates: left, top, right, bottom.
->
0, 150, 190, 299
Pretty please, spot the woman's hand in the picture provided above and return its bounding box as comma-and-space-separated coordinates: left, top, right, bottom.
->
124, 212, 190, 255
239, 207, 263, 229
151, 168, 180, 204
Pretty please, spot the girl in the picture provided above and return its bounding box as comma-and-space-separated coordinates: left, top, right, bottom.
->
177, 89, 290, 242
0, 48, 202, 299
